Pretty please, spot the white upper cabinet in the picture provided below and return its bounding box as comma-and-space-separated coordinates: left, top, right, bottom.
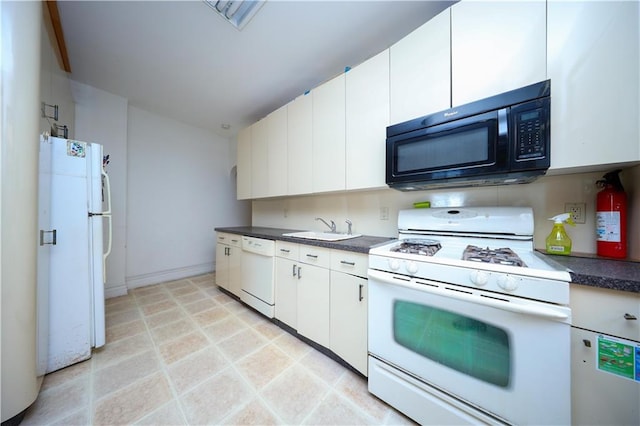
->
312, 74, 346, 193
250, 117, 269, 198
267, 104, 288, 197
451, 1, 546, 106
390, 8, 451, 125
346, 50, 390, 191
287, 93, 313, 196
547, 0, 640, 172
236, 125, 252, 200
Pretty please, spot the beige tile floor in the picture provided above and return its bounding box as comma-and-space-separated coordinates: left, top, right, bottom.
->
22, 273, 414, 425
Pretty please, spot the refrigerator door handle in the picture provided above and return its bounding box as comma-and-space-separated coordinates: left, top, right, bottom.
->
39, 229, 57, 246
102, 170, 113, 283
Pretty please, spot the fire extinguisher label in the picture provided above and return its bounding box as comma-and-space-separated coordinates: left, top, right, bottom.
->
596, 211, 621, 242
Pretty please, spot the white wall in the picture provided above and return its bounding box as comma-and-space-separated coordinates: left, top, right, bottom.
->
71, 82, 129, 297
126, 107, 250, 288
252, 166, 640, 260
70, 85, 250, 295
39, 4, 74, 137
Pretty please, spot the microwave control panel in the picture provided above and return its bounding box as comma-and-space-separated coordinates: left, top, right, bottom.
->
515, 108, 546, 160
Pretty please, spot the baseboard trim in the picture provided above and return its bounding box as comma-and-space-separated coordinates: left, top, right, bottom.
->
105, 283, 128, 299
125, 262, 214, 291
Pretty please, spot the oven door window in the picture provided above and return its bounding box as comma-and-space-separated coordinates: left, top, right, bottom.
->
393, 300, 511, 388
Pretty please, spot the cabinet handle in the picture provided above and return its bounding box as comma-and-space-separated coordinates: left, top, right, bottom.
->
305, 254, 318, 259
340, 260, 356, 266
583, 339, 591, 348
292, 264, 297, 277
280, 248, 290, 253
225, 247, 230, 256
297, 266, 302, 279
624, 313, 637, 320
231, 239, 239, 243
359, 284, 364, 301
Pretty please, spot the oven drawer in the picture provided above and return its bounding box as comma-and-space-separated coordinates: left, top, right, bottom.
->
571, 285, 640, 342
330, 250, 368, 278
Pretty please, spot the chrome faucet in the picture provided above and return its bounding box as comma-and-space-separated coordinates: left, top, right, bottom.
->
315, 217, 336, 233
345, 219, 353, 235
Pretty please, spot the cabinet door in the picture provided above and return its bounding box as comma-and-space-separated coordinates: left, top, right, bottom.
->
571, 285, 640, 342
236, 126, 252, 200
296, 263, 330, 347
330, 271, 368, 376
227, 243, 242, 297
275, 257, 298, 329
548, 1, 640, 171
215, 242, 229, 290
267, 105, 288, 197
571, 328, 640, 426
312, 74, 346, 193
390, 7, 451, 124
346, 50, 389, 191
287, 93, 313, 195
451, 1, 546, 106
251, 118, 269, 198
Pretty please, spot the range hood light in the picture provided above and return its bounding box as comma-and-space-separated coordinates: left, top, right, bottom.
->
203, 0, 266, 30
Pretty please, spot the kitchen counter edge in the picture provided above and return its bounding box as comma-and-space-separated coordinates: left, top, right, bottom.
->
217, 228, 639, 294
539, 251, 640, 294
215, 226, 395, 254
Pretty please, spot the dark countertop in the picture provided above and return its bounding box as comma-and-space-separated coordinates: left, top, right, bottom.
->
215, 226, 395, 254
539, 251, 640, 294
217, 227, 639, 294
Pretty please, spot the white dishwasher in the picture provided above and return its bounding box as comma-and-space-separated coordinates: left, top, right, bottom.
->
240, 236, 276, 318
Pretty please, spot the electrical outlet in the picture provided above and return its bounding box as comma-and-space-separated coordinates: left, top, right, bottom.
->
380, 206, 389, 220
564, 202, 586, 224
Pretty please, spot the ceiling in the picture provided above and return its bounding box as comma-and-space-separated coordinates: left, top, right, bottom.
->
57, 1, 454, 139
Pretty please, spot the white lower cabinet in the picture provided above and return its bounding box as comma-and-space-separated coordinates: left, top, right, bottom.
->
275, 241, 300, 329
215, 233, 242, 296
570, 285, 640, 425
274, 242, 369, 374
296, 245, 331, 348
330, 271, 367, 376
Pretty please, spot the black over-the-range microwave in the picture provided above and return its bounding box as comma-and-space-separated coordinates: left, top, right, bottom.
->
386, 80, 551, 191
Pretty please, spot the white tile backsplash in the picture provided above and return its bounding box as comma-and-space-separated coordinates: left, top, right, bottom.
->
253, 166, 640, 260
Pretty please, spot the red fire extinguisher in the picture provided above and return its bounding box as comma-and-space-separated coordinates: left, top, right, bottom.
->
596, 170, 627, 258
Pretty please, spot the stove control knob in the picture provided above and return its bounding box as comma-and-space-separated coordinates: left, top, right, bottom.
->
405, 261, 419, 275
497, 274, 518, 291
388, 258, 401, 271
470, 270, 489, 286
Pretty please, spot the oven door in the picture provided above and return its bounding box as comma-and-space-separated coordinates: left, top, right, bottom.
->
367, 269, 571, 425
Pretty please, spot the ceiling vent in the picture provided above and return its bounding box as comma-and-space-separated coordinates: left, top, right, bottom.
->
203, 0, 266, 30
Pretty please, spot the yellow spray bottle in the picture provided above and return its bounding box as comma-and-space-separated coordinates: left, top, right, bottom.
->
546, 213, 575, 255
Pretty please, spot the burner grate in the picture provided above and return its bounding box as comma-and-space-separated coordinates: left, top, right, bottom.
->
462, 245, 527, 267
391, 239, 442, 256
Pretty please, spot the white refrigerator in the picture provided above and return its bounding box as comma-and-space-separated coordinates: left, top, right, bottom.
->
37, 134, 112, 374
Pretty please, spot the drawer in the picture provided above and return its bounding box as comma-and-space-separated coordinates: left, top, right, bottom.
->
298, 245, 331, 269
276, 240, 299, 259
217, 233, 242, 246
571, 285, 639, 342
331, 250, 368, 278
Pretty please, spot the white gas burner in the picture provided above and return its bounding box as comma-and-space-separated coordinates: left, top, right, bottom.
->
369, 206, 571, 304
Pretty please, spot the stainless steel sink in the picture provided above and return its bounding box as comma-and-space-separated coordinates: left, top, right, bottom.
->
282, 231, 362, 241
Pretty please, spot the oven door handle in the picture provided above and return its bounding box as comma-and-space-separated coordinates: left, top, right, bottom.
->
368, 270, 570, 321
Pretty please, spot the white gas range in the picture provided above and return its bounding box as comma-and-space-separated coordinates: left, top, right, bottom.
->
367, 206, 572, 425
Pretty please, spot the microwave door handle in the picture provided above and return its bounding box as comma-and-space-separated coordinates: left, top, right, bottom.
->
367, 270, 569, 321
498, 108, 508, 139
